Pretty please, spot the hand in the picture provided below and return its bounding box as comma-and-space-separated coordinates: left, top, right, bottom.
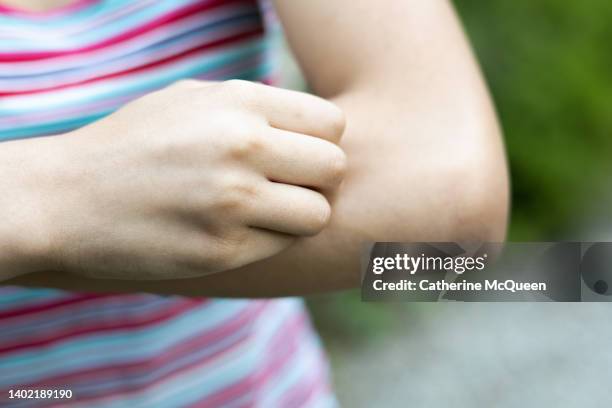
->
36, 79, 346, 280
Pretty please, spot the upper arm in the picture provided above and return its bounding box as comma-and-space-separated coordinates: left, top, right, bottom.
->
273, 0, 484, 98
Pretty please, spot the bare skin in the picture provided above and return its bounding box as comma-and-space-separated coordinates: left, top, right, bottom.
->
3, 0, 509, 297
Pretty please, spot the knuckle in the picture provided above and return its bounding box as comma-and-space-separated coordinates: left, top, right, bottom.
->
215, 194, 244, 215
215, 175, 258, 213
185, 230, 244, 272
327, 104, 346, 140
226, 126, 264, 160
324, 146, 348, 185
232, 180, 258, 200
304, 196, 332, 235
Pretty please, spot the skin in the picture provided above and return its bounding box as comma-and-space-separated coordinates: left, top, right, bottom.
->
3, 0, 509, 297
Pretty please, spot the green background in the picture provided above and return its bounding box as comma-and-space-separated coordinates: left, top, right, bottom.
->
457, 0, 612, 240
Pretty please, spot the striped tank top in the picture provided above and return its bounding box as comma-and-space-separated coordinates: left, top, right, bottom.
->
0, 1, 336, 407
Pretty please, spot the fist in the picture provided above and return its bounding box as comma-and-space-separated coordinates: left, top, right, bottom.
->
41, 79, 347, 279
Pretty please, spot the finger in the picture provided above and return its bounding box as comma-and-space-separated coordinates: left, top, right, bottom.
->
253, 127, 347, 189
245, 181, 331, 236
222, 80, 346, 143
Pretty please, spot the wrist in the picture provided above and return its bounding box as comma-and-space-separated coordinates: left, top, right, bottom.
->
0, 134, 73, 276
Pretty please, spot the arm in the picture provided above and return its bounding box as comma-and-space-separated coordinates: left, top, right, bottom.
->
7, 0, 508, 296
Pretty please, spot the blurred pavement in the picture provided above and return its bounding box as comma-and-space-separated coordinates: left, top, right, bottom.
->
327, 303, 612, 408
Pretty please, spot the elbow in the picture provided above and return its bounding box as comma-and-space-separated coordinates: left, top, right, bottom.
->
449, 156, 509, 243
374, 127, 510, 244
435, 134, 510, 243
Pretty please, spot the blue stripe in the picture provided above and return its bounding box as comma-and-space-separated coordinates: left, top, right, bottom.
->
0, 287, 68, 308
0, 0, 183, 29
95, 300, 298, 408
66, 321, 249, 396
0, 297, 171, 337
0, 11, 261, 79
0, 300, 254, 385
0, 62, 271, 140
1, 1, 258, 52
0, 0, 123, 28
0, 62, 271, 141
0, 37, 267, 118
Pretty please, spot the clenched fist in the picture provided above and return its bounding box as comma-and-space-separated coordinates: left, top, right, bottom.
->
34, 79, 347, 280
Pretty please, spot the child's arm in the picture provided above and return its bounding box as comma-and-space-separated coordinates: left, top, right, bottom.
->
8, 0, 508, 296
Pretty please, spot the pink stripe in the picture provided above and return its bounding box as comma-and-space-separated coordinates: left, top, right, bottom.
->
0, 300, 201, 354
5, 303, 268, 394
0, 10, 250, 91
0, 1, 153, 43
0, 293, 109, 320
0, 28, 262, 96
79, 308, 307, 407
0, 93, 136, 128
278, 378, 320, 408
0, 0, 97, 17
0, 293, 185, 326
0, 0, 247, 61
0, 51, 266, 131
277, 363, 329, 408
0, 297, 173, 346
187, 314, 311, 408
0, 2, 257, 74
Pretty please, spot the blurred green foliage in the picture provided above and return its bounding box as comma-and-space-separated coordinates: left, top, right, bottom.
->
455, 0, 612, 239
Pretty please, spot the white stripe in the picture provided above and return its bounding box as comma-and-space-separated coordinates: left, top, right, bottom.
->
0, 39, 261, 113
0, 0, 156, 44
73, 300, 303, 408
0, 17, 259, 90
0, 3, 256, 75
